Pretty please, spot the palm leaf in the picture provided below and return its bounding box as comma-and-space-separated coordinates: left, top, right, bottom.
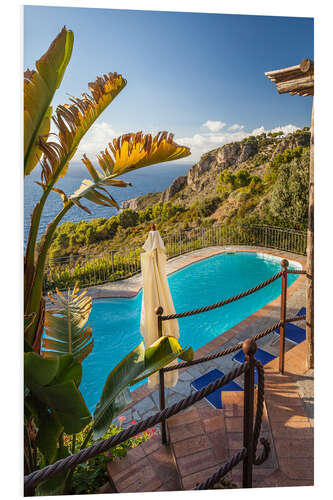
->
38, 72, 127, 188
24, 27, 74, 176
92, 336, 193, 439
70, 132, 190, 212
42, 283, 93, 363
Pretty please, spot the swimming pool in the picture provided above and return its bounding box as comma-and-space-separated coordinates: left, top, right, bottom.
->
80, 252, 301, 411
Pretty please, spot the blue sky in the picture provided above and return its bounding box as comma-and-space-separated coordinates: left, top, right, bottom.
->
24, 6, 313, 162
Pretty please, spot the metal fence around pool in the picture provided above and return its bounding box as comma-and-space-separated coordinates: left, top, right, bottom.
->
43, 224, 306, 292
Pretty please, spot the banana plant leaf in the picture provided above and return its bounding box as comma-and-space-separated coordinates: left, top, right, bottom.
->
24, 352, 91, 434
35, 446, 71, 496
42, 284, 93, 364
92, 336, 193, 439
36, 412, 64, 464
70, 134, 190, 213
24, 27, 73, 176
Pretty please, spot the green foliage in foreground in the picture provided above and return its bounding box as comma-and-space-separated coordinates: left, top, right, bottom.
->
65, 421, 154, 494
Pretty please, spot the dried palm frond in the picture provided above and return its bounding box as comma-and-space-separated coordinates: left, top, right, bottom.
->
42, 283, 93, 363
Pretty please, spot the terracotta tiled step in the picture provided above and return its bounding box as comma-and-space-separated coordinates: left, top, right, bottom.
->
255, 341, 314, 488
106, 434, 180, 492
167, 395, 277, 490
167, 403, 228, 490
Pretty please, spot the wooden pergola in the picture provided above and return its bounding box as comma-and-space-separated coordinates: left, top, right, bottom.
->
265, 59, 314, 369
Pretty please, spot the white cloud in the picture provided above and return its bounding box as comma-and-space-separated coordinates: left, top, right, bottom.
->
202, 120, 226, 132
251, 124, 298, 137
251, 126, 266, 136
271, 124, 298, 135
228, 124, 244, 131
176, 122, 299, 162
68, 119, 300, 166
73, 122, 118, 161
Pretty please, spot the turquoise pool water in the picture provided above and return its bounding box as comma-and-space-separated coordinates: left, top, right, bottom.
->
81, 252, 301, 411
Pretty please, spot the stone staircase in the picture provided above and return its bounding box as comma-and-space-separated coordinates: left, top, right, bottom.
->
167, 391, 277, 489
107, 341, 313, 492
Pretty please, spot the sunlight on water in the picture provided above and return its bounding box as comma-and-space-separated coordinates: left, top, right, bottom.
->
81, 252, 301, 412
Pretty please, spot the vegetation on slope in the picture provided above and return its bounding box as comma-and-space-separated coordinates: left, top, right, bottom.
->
48, 129, 310, 261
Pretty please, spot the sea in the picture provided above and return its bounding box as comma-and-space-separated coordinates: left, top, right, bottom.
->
24, 162, 192, 244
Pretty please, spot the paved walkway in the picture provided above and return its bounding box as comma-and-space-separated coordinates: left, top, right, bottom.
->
107, 338, 313, 491
101, 246, 311, 491
110, 249, 306, 426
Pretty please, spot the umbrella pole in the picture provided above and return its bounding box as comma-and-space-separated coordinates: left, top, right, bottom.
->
156, 306, 168, 444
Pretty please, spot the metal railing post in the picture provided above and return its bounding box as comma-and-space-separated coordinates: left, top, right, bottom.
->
155, 306, 167, 444
279, 259, 289, 374
242, 338, 257, 488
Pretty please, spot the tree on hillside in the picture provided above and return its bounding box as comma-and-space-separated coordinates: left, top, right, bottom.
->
269, 153, 309, 229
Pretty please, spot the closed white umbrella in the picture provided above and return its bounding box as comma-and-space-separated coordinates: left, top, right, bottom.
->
140, 228, 180, 388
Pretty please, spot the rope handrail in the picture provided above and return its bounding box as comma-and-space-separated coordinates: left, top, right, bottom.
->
162, 315, 305, 372
24, 362, 249, 490
194, 356, 269, 490
194, 448, 247, 489
161, 271, 284, 321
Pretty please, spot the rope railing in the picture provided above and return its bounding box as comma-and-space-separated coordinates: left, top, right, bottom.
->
160, 271, 284, 321
24, 361, 249, 490
162, 314, 305, 372
194, 355, 269, 490
26, 258, 306, 492
157, 260, 305, 446
194, 448, 247, 490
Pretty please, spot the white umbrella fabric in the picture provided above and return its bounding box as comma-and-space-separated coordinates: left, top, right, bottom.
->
140, 229, 180, 388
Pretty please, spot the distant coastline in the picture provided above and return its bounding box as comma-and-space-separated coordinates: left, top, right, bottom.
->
24, 162, 192, 244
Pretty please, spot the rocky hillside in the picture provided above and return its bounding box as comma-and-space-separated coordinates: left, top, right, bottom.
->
123, 129, 310, 210
50, 128, 310, 259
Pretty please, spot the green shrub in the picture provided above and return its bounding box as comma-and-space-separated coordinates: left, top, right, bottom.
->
65, 420, 156, 494
117, 209, 139, 228
269, 151, 309, 229
195, 197, 220, 217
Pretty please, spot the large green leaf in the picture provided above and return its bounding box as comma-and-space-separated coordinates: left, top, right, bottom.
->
93, 336, 193, 439
36, 380, 91, 434
93, 342, 145, 439
42, 284, 93, 364
24, 352, 91, 434
35, 446, 70, 496
36, 413, 64, 464
24, 27, 73, 176
24, 351, 60, 386
130, 336, 193, 385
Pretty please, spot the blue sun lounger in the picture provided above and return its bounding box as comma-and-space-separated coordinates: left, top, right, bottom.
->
190, 368, 242, 409
232, 348, 277, 385
274, 323, 306, 344
296, 306, 306, 317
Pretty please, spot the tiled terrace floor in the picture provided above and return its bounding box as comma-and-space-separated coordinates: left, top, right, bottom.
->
102, 246, 312, 491
107, 339, 313, 492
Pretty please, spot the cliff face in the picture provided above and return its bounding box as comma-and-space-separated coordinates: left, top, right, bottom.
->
122, 130, 310, 209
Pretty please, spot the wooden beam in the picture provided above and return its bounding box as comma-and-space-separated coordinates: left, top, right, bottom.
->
306, 105, 314, 369
265, 58, 314, 368
265, 59, 314, 97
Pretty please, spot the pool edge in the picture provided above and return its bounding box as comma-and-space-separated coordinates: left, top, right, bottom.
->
109, 247, 306, 410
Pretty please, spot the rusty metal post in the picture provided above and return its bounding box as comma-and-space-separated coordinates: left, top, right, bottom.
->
155, 306, 167, 444
279, 259, 289, 374
242, 338, 257, 488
